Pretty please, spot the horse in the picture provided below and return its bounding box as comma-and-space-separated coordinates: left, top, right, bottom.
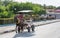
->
16, 18, 27, 33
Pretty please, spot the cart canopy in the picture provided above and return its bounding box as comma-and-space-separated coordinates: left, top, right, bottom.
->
17, 10, 34, 14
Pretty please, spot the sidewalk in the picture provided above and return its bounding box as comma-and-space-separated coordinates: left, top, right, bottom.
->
0, 19, 60, 34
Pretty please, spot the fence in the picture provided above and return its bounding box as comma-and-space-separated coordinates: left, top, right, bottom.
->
0, 18, 14, 24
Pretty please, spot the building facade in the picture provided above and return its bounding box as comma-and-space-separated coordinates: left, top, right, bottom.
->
46, 9, 60, 19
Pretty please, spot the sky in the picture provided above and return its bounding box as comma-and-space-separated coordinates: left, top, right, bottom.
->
14, 0, 60, 7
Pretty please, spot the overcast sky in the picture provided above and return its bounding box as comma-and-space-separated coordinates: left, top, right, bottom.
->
14, 0, 60, 7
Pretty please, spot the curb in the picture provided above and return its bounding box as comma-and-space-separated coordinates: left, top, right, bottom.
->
36, 20, 60, 27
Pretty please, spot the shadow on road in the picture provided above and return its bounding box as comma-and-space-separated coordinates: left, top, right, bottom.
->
13, 31, 35, 38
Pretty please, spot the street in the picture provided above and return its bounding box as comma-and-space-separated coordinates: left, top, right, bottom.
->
0, 22, 60, 38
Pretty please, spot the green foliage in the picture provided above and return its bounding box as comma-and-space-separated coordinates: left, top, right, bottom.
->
0, 1, 46, 18
46, 5, 56, 9
32, 4, 46, 14
0, 6, 6, 12
56, 6, 60, 9
39, 10, 46, 14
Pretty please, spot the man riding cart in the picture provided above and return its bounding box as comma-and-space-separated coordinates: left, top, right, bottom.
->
14, 10, 35, 33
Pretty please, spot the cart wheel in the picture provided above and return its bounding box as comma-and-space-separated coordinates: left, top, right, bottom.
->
27, 27, 30, 32
18, 27, 20, 33
31, 25, 35, 32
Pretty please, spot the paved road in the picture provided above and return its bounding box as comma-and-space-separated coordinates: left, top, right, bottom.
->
0, 19, 60, 33
0, 22, 60, 38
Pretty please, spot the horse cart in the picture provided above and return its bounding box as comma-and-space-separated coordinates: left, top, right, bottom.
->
15, 10, 35, 33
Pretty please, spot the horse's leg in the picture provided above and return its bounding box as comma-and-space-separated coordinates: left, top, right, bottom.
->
18, 26, 20, 33
21, 26, 24, 33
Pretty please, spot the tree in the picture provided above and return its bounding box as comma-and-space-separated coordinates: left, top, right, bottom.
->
56, 6, 60, 9
46, 5, 56, 9
0, 1, 46, 18
32, 4, 46, 14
